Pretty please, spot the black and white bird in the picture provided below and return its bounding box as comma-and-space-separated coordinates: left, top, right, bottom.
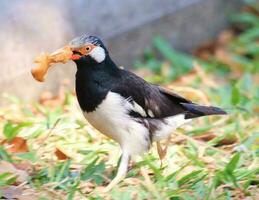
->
68, 35, 226, 191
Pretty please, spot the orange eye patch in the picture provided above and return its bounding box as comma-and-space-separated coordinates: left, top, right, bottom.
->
72, 44, 96, 56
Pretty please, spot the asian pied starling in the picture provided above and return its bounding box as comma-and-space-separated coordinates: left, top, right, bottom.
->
68, 35, 226, 191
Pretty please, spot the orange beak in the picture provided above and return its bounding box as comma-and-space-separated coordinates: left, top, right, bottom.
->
70, 54, 81, 60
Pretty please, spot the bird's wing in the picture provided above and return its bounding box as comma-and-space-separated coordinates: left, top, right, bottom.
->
111, 70, 190, 119
158, 86, 191, 104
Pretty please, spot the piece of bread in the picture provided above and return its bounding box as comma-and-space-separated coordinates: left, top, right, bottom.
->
31, 46, 73, 82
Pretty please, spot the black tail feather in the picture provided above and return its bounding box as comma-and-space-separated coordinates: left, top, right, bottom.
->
181, 103, 227, 119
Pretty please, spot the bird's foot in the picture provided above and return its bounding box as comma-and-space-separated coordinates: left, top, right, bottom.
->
101, 176, 124, 193
156, 141, 167, 167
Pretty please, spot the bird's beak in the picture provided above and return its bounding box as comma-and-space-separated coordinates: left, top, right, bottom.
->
31, 46, 73, 82
70, 54, 81, 60
69, 45, 85, 61
53, 46, 82, 61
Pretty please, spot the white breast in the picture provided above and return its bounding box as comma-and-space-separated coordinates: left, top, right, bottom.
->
83, 92, 150, 155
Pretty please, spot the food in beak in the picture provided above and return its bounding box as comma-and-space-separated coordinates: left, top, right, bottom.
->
31, 46, 73, 82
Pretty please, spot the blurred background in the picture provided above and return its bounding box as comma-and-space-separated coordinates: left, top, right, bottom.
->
0, 0, 245, 100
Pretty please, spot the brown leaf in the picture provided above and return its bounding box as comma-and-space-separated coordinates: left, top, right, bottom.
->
55, 148, 69, 160
2, 137, 29, 153
193, 40, 217, 59
1, 186, 40, 200
0, 161, 28, 183
194, 132, 217, 142
194, 133, 238, 146
243, 5, 259, 16
215, 136, 238, 146
1, 186, 23, 199
13, 161, 33, 171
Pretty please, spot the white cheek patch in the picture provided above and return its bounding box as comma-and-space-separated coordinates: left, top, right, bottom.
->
89, 46, 105, 63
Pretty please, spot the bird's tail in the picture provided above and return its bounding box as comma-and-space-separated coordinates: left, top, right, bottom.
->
181, 103, 227, 119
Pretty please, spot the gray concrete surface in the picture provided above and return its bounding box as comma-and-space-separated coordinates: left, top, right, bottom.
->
0, 0, 244, 101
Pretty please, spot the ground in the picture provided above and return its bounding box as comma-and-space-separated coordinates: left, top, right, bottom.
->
0, 3, 258, 200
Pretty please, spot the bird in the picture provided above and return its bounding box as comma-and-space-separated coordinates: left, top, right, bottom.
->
66, 34, 226, 191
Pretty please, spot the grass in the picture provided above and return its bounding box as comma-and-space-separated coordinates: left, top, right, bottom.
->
0, 3, 259, 200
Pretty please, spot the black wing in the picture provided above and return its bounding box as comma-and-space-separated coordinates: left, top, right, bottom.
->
112, 69, 226, 119
111, 70, 191, 119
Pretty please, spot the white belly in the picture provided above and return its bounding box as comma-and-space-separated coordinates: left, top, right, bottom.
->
83, 92, 150, 155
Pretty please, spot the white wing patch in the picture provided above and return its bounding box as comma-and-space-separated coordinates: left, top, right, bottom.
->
132, 101, 147, 117
125, 96, 147, 117
89, 46, 105, 63
147, 109, 155, 117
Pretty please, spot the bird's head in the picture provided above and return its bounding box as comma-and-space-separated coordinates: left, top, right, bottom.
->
69, 35, 108, 64
31, 35, 115, 82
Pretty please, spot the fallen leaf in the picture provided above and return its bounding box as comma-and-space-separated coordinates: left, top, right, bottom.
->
193, 40, 217, 59
215, 136, 238, 146
2, 137, 29, 153
1, 186, 23, 199
13, 161, 33, 171
194, 132, 217, 141
0, 161, 28, 183
1, 186, 41, 200
194, 133, 238, 146
55, 148, 69, 160
242, 5, 259, 16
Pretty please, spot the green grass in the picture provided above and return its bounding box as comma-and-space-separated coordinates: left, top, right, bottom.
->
0, 3, 259, 200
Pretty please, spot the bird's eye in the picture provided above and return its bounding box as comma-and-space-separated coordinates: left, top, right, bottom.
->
85, 46, 91, 51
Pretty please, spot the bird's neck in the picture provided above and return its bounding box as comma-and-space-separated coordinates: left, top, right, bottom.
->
75, 55, 121, 112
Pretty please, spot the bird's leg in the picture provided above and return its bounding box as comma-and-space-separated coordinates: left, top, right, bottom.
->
156, 141, 167, 167
103, 151, 130, 192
